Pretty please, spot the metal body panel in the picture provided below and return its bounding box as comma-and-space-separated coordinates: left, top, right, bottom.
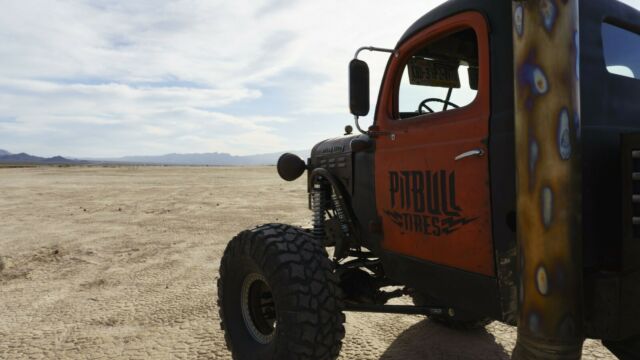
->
371, 0, 517, 322
579, 0, 640, 343
309, 135, 358, 195
580, 0, 640, 270
374, 11, 495, 277
382, 251, 502, 320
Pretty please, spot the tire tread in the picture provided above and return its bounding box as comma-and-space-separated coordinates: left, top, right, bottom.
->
218, 223, 345, 360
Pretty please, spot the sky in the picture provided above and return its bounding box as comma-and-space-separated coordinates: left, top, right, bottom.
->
1, 0, 639, 157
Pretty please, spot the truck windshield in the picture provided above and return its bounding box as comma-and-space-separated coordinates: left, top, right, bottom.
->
602, 22, 640, 80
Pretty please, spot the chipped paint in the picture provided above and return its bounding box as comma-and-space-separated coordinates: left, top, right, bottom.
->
558, 108, 572, 160
532, 66, 549, 94
518, 61, 552, 110
540, 0, 558, 32
515, 4, 525, 37
536, 266, 549, 295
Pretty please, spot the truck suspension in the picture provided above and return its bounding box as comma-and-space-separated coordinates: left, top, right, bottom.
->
311, 180, 328, 242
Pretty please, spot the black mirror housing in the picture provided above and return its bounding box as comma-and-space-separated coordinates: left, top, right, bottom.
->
277, 153, 306, 181
349, 59, 370, 117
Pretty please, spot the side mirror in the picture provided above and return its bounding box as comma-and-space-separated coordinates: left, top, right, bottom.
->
349, 59, 370, 117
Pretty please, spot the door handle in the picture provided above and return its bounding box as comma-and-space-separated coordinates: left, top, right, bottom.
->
455, 149, 485, 161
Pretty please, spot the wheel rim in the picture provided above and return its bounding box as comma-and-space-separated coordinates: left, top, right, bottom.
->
240, 273, 276, 344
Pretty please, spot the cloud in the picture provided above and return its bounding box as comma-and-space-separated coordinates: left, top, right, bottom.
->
1, 0, 639, 157
0, 0, 345, 156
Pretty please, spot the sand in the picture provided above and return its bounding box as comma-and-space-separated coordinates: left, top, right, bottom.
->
0, 166, 616, 359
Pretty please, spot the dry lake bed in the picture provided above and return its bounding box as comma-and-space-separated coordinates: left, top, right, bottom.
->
0, 166, 616, 359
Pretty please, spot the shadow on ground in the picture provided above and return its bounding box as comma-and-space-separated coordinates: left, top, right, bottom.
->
380, 319, 510, 360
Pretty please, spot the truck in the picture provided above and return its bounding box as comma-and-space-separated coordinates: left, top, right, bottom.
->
217, 0, 640, 359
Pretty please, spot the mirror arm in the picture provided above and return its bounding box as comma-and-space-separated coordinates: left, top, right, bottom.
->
353, 116, 368, 135
350, 46, 396, 135
353, 116, 393, 138
354, 46, 396, 59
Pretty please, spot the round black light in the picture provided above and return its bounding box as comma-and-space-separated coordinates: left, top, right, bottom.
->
277, 153, 306, 181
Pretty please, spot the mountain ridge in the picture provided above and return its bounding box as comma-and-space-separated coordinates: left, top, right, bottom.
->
0, 152, 86, 164
90, 150, 309, 165
0, 149, 309, 166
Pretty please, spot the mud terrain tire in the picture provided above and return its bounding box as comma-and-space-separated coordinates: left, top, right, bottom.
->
218, 224, 345, 360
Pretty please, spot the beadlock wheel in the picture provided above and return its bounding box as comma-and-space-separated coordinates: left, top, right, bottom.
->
240, 273, 276, 344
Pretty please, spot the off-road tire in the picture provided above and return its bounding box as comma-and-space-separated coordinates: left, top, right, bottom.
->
411, 292, 492, 330
218, 224, 345, 360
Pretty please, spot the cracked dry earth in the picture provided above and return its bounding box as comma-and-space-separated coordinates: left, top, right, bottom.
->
0, 166, 617, 359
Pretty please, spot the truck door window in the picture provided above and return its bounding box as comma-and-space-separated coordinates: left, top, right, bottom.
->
602, 22, 640, 80
398, 28, 479, 120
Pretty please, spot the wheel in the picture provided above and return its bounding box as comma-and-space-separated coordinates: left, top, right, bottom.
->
411, 292, 492, 330
218, 224, 345, 360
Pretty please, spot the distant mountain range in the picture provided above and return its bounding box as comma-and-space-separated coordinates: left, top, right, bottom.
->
0, 149, 309, 166
89, 150, 309, 166
0, 150, 85, 164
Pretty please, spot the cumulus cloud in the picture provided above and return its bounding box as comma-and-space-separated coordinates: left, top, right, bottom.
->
1, 0, 639, 157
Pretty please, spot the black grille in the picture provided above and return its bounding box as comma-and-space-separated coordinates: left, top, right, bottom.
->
621, 133, 640, 272
632, 151, 640, 238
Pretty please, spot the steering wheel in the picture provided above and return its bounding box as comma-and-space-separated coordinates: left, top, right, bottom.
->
418, 98, 460, 114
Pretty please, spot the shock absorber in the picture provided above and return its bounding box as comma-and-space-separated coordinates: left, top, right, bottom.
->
311, 180, 327, 241
331, 191, 350, 237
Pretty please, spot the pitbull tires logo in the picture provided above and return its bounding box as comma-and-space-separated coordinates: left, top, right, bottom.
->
384, 170, 476, 236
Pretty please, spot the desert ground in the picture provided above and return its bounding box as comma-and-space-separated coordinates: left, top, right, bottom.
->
0, 166, 616, 359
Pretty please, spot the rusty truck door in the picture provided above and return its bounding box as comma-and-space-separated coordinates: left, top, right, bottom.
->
374, 12, 494, 276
